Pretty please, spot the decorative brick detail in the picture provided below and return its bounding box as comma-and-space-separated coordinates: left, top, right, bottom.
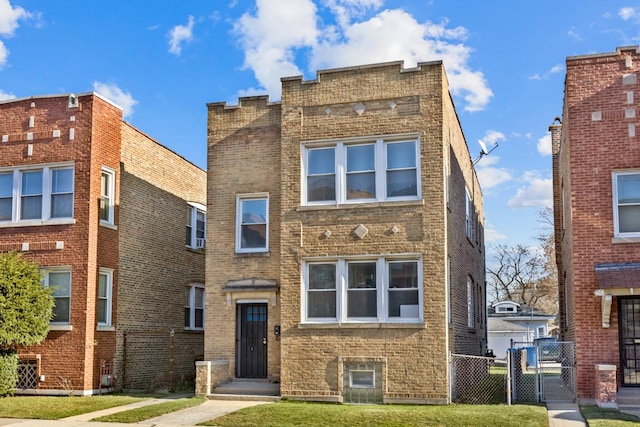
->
595, 364, 617, 408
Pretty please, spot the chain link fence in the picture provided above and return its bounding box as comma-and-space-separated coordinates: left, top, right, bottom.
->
450, 353, 506, 404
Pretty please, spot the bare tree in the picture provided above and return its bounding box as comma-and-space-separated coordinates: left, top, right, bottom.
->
487, 208, 558, 314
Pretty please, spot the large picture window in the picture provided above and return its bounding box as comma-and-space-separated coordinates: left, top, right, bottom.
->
303, 136, 420, 205
42, 269, 71, 324
0, 163, 74, 225
613, 171, 640, 237
236, 194, 268, 253
303, 256, 422, 323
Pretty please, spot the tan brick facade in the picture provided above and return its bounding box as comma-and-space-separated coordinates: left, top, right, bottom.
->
553, 46, 640, 400
0, 93, 205, 394
205, 61, 486, 403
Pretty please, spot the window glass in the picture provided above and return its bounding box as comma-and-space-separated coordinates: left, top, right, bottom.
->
48, 271, 71, 323
240, 199, 267, 250
51, 168, 74, 218
97, 271, 112, 325
308, 263, 337, 318
347, 262, 377, 318
99, 171, 112, 222
21, 170, 42, 220
0, 173, 12, 221
307, 147, 336, 202
388, 261, 419, 318
387, 142, 417, 197
346, 144, 375, 200
185, 285, 205, 330
617, 174, 640, 233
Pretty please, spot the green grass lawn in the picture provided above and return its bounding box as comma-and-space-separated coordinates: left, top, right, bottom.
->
0, 395, 148, 419
580, 406, 640, 427
92, 396, 206, 423
203, 401, 548, 427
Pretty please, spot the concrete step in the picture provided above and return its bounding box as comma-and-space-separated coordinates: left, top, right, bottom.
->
617, 388, 640, 406
211, 378, 280, 401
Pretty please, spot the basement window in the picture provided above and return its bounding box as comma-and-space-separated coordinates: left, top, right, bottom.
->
350, 370, 375, 388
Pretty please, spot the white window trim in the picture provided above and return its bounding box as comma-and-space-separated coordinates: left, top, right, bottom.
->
97, 268, 113, 327
235, 193, 269, 253
187, 202, 206, 249
185, 283, 205, 331
99, 167, 116, 227
301, 134, 421, 206
467, 277, 475, 329
41, 267, 72, 325
301, 255, 423, 324
465, 187, 474, 240
612, 170, 640, 238
0, 162, 75, 226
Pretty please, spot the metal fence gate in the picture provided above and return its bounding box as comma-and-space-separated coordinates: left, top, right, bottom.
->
536, 340, 576, 402
509, 340, 576, 403
450, 340, 576, 404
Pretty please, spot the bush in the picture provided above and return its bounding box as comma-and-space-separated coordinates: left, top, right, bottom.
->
0, 352, 18, 397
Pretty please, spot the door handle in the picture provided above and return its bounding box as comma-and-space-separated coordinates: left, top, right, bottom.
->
262, 338, 267, 345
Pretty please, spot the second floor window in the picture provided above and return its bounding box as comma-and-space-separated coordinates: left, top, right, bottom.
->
613, 171, 640, 237
236, 194, 268, 253
303, 136, 420, 205
0, 164, 74, 225
186, 203, 206, 249
100, 168, 115, 225
465, 188, 474, 240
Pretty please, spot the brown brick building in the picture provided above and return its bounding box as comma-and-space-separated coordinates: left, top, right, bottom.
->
552, 46, 640, 402
202, 61, 486, 403
0, 93, 206, 394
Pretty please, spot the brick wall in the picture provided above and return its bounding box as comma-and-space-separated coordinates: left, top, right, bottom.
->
557, 47, 640, 398
205, 61, 486, 403
116, 122, 206, 391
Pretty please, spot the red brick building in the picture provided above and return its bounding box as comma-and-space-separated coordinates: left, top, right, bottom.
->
0, 93, 206, 395
552, 46, 640, 402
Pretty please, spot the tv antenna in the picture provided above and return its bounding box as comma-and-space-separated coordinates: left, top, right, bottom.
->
473, 139, 499, 165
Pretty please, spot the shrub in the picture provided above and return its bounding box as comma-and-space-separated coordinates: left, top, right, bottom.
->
0, 352, 18, 397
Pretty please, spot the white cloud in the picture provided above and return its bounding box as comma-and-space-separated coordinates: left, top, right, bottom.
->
484, 224, 507, 243
92, 81, 138, 119
233, 1, 493, 111
529, 64, 564, 80
0, 0, 30, 67
537, 133, 552, 156
477, 165, 512, 190
620, 7, 637, 20
0, 40, 7, 68
234, 0, 319, 97
0, 0, 29, 36
507, 172, 552, 209
0, 88, 15, 100
168, 15, 195, 56
567, 27, 583, 41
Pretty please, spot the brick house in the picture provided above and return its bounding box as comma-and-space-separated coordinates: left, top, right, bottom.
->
0, 93, 206, 395
551, 46, 640, 402
201, 61, 486, 403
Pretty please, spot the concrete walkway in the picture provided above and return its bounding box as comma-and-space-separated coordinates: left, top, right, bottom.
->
546, 403, 587, 427
0, 398, 590, 427
0, 397, 271, 427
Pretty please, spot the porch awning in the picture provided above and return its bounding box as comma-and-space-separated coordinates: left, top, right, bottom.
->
593, 262, 640, 328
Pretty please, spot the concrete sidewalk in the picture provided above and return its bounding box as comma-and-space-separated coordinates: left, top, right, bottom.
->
0, 397, 271, 427
546, 403, 587, 427
0, 398, 590, 427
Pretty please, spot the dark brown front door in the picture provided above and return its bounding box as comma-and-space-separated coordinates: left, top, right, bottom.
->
619, 297, 640, 386
237, 303, 268, 378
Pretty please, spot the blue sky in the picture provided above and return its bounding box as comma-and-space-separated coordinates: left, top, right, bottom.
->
2, 0, 639, 254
